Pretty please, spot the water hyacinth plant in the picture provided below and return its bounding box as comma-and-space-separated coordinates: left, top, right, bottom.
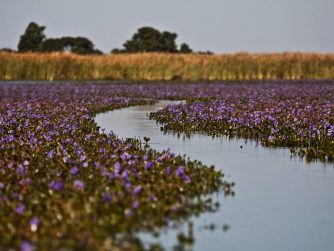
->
0, 82, 233, 250
0, 80, 333, 250
150, 81, 334, 161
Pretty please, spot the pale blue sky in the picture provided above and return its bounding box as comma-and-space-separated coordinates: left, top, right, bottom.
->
1, 0, 333, 53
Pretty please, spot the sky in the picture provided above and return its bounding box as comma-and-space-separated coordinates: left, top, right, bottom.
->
0, 0, 333, 54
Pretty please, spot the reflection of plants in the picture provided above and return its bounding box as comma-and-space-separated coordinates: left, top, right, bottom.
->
143, 136, 151, 145
0, 83, 233, 251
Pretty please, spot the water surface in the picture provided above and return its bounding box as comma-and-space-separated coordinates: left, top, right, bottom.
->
95, 101, 334, 251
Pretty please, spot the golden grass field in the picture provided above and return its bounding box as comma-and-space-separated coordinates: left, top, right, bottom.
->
0, 51, 333, 81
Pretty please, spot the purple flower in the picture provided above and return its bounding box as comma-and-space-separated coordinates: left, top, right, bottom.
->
133, 155, 140, 159
16, 165, 25, 175
121, 170, 129, 180
121, 152, 131, 160
102, 192, 112, 202
12, 192, 20, 200
20, 241, 35, 251
62, 156, 68, 163
16, 204, 26, 215
132, 185, 142, 195
132, 200, 140, 209
7, 163, 14, 169
102, 169, 110, 177
7, 135, 15, 142
30, 217, 41, 226
165, 166, 171, 176
114, 161, 121, 173
70, 167, 79, 175
145, 161, 154, 170
80, 155, 86, 162
30, 217, 41, 232
149, 194, 158, 202
156, 156, 163, 163
0, 182, 4, 189
19, 178, 32, 186
48, 180, 64, 191
46, 150, 55, 158
183, 175, 191, 184
268, 135, 275, 142
175, 165, 185, 177
74, 180, 85, 190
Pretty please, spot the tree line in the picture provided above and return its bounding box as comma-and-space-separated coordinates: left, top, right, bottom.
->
0, 22, 210, 55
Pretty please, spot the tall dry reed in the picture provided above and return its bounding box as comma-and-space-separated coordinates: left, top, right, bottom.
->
0, 52, 333, 81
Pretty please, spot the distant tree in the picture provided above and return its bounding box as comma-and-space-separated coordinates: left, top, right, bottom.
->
112, 26, 194, 54
17, 22, 102, 55
18, 22, 46, 52
110, 48, 125, 54
159, 31, 178, 52
123, 27, 162, 52
39, 36, 102, 55
61, 37, 102, 55
0, 48, 16, 53
39, 38, 64, 52
197, 50, 214, 55
179, 43, 192, 53
118, 27, 177, 53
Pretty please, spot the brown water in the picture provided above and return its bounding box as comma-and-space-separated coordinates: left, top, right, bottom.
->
95, 100, 334, 251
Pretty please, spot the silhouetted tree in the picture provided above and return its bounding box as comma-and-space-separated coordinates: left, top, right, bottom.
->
112, 26, 194, 54
39, 38, 64, 52
116, 27, 178, 53
17, 22, 102, 55
159, 31, 178, 52
123, 27, 162, 52
198, 50, 214, 55
179, 43, 192, 53
111, 48, 124, 54
69, 37, 102, 55
18, 22, 46, 52
0, 48, 16, 53
39, 36, 102, 55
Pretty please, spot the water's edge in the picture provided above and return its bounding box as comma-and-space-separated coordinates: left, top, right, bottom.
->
95, 100, 334, 251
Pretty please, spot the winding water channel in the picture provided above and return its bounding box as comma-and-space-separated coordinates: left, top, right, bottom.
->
95, 100, 334, 251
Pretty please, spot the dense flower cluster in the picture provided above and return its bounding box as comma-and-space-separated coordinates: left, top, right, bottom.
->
1, 80, 332, 250
0, 83, 232, 250
150, 81, 334, 161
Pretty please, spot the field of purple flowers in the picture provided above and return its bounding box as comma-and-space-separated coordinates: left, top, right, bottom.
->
0, 80, 333, 250
150, 81, 334, 161
0, 83, 233, 251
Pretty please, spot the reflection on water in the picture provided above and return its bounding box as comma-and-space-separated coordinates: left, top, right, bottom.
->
95, 101, 334, 251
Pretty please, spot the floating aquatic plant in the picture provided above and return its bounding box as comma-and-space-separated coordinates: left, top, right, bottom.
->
150, 81, 334, 161
0, 82, 233, 250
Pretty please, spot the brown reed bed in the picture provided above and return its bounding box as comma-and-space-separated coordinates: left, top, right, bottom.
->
0, 51, 333, 81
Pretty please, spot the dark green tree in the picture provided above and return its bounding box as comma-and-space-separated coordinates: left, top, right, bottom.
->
39, 36, 102, 55
113, 26, 193, 54
179, 43, 193, 53
0, 48, 16, 53
159, 31, 178, 52
39, 38, 64, 52
18, 22, 46, 52
120, 27, 178, 53
123, 27, 162, 52
61, 37, 102, 55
